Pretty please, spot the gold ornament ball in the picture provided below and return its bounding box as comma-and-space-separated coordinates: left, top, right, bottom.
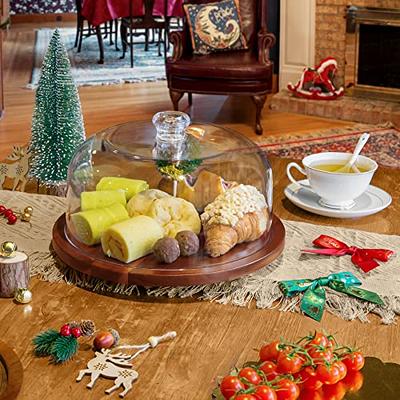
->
24, 206, 33, 215
14, 288, 32, 304
21, 212, 31, 222
0, 241, 17, 258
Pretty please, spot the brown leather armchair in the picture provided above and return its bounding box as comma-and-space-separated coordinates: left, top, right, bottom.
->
166, 0, 275, 135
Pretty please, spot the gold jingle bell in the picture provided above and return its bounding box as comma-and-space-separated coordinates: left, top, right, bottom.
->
14, 288, 32, 304
21, 212, 31, 222
0, 241, 17, 258
24, 206, 33, 215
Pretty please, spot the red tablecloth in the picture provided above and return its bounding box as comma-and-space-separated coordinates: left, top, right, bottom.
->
82, 0, 184, 26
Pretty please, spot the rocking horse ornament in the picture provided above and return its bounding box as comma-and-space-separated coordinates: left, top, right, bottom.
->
77, 331, 177, 398
287, 57, 345, 100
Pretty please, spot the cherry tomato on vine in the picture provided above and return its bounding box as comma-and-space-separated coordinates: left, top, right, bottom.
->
308, 347, 333, 364
342, 370, 364, 392
305, 333, 329, 350
259, 361, 279, 381
334, 360, 347, 380
326, 336, 336, 350
239, 367, 262, 387
277, 352, 304, 374
220, 376, 245, 399
322, 381, 347, 400
316, 364, 341, 385
341, 352, 365, 371
298, 389, 323, 400
276, 378, 300, 400
259, 341, 284, 362
253, 385, 278, 400
235, 395, 257, 400
298, 367, 323, 391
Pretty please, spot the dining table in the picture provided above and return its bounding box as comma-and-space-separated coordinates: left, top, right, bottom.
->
81, 0, 185, 64
0, 157, 399, 399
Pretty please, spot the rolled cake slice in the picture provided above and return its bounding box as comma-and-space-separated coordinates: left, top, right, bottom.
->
101, 216, 164, 263
70, 203, 129, 246
96, 177, 149, 200
81, 190, 126, 211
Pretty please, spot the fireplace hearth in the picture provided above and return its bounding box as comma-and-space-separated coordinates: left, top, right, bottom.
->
345, 7, 400, 101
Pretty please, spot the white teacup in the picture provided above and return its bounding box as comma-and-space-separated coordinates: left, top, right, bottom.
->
286, 152, 378, 209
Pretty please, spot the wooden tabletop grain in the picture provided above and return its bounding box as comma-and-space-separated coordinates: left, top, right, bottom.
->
0, 157, 399, 400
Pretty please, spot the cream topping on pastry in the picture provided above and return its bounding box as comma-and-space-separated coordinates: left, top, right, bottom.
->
201, 184, 267, 227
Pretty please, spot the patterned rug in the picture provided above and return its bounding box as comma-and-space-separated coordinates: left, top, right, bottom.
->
29, 28, 168, 88
259, 123, 400, 168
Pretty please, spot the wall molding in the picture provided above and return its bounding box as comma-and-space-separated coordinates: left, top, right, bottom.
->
279, 0, 316, 89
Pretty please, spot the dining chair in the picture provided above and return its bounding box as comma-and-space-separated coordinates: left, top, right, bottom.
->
120, 0, 168, 67
74, 0, 119, 59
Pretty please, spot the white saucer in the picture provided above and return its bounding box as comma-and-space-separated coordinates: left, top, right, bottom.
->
284, 180, 392, 218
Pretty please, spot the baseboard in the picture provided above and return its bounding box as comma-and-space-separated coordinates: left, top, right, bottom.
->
10, 13, 76, 24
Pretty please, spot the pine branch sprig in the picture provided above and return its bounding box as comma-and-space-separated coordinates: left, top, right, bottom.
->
32, 329, 60, 357
50, 335, 78, 364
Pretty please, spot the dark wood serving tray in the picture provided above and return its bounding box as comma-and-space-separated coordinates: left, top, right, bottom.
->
0, 341, 23, 400
52, 213, 285, 287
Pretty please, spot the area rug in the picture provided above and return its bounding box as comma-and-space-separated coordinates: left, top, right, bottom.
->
1, 190, 399, 324
259, 123, 400, 168
28, 28, 167, 88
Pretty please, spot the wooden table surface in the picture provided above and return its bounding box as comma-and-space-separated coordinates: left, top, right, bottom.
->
0, 157, 399, 400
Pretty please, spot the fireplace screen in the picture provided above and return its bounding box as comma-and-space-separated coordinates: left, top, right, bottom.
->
358, 24, 400, 90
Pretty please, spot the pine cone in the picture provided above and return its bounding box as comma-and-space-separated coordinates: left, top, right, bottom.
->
79, 320, 96, 337
109, 328, 120, 346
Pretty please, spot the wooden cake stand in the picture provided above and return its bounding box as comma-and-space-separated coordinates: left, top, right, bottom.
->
52, 213, 285, 287
0, 341, 23, 400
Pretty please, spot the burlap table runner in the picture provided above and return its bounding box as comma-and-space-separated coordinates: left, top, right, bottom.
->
1, 190, 399, 323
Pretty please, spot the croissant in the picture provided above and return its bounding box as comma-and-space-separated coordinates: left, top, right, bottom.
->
204, 209, 269, 257
201, 185, 269, 257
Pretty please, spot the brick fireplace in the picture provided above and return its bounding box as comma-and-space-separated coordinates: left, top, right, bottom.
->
315, 0, 399, 84
271, 0, 400, 126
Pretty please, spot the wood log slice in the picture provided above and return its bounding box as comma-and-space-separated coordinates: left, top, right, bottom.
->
0, 252, 29, 297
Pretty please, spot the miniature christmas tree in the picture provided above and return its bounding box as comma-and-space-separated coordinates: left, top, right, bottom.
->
29, 29, 85, 189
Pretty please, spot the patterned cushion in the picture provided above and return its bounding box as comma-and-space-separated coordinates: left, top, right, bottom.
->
184, 0, 248, 55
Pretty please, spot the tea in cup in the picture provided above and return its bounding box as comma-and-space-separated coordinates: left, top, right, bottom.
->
286, 152, 378, 209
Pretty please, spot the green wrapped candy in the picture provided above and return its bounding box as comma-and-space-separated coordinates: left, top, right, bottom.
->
71, 203, 129, 246
81, 190, 126, 211
96, 177, 149, 200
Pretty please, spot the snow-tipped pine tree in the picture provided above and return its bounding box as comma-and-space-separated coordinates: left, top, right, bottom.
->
29, 29, 85, 189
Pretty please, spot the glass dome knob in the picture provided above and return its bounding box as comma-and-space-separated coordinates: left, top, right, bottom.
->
152, 111, 191, 143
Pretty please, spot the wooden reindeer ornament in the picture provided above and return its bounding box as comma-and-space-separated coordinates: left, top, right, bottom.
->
77, 331, 177, 398
0, 145, 31, 191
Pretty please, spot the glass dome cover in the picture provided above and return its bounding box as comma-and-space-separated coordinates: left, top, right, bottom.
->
65, 111, 275, 276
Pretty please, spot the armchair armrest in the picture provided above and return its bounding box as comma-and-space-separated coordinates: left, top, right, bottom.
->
168, 30, 190, 62
258, 30, 276, 65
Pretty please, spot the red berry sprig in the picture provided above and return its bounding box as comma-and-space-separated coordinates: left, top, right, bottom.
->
59, 324, 82, 339
71, 327, 82, 338
60, 324, 71, 337
0, 204, 33, 225
0, 205, 18, 225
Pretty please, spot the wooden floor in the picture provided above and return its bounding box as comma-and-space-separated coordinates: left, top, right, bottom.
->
0, 21, 351, 160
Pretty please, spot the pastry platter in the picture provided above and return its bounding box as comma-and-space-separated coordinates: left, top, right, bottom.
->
53, 114, 284, 287
52, 213, 285, 287
0, 341, 23, 400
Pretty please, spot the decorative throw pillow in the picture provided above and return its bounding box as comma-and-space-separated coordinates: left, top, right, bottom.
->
184, 0, 248, 55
